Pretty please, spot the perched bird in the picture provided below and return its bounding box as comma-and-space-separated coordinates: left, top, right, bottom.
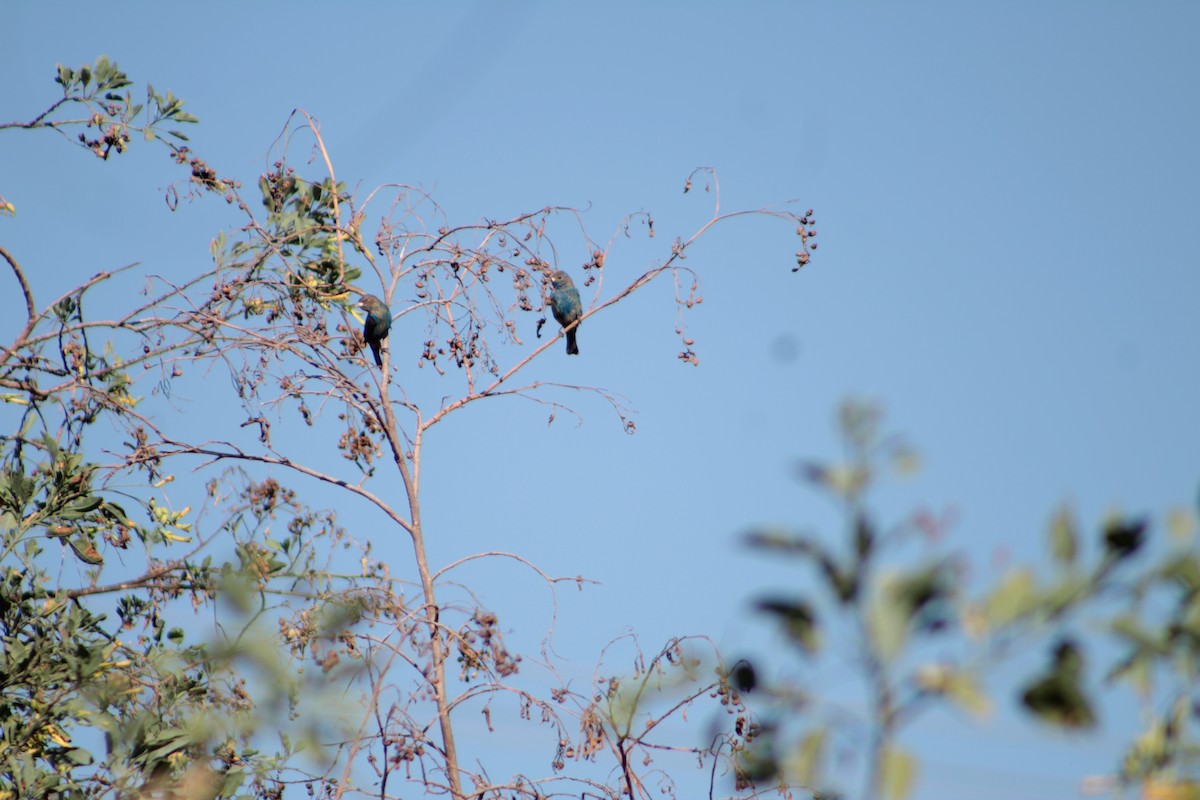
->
356, 294, 392, 367
548, 271, 582, 355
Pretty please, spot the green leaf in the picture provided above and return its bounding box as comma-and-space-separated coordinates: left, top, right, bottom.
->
100, 501, 130, 525
1161, 553, 1200, 593
915, 665, 992, 719
219, 768, 247, 797
1041, 574, 1092, 616
890, 444, 921, 476
140, 728, 194, 764
66, 496, 103, 515
881, 747, 916, 800
871, 575, 909, 661
985, 567, 1037, 626
798, 461, 868, 498
787, 728, 826, 788
1111, 615, 1168, 655
167, 130, 189, 141
1106, 650, 1152, 697
64, 748, 93, 766
744, 528, 820, 557
1167, 508, 1194, 543
68, 537, 103, 565
839, 397, 883, 450
1048, 504, 1078, 566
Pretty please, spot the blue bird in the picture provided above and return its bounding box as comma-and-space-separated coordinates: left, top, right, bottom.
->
356, 294, 392, 367
548, 271, 581, 356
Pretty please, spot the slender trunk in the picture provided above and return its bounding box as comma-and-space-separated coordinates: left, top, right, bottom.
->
409, 484, 462, 798
379, 376, 462, 799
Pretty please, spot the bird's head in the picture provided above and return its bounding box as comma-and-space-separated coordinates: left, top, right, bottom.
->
356, 294, 385, 315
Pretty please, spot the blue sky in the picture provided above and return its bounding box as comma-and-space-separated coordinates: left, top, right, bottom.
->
5, 3, 1200, 799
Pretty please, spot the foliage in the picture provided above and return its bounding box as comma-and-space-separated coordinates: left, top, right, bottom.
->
741, 399, 1200, 799
0, 54, 196, 164
1, 58, 817, 800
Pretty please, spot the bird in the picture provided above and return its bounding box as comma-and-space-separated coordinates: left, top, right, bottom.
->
548, 271, 581, 355
356, 294, 392, 367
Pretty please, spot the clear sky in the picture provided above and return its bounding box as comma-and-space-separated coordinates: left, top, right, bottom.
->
4, 3, 1200, 799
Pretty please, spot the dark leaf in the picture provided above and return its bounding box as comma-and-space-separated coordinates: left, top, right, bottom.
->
1019, 639, 1096, 729
1020, 673, 1096, 729
730, 659, 757, 693
757, 597, 820, 654
853, 512, 874, 560
1103, 517, 1147, 561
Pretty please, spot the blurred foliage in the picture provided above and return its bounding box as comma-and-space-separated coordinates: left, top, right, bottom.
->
740, 399, 1200, 800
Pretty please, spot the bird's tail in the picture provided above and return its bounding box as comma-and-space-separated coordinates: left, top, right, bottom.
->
566, 329, 579, 356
